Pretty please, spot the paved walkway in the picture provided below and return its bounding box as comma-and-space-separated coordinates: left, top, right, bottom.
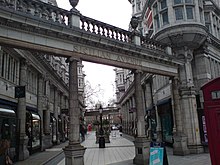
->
15, 131, 211, 165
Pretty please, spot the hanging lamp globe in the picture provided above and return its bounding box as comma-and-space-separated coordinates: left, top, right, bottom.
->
69, 0, 79, 8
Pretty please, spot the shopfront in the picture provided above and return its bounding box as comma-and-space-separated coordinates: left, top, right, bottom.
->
0, 108, 17, 164
157, 98, 173, 145
26, 111, 41, 154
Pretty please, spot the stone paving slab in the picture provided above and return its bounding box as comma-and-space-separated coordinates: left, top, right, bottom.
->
15, 131, 212, 165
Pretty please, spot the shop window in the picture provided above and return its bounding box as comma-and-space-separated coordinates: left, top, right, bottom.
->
32, 114, 40, 148
26, 112, 40, 153
0, 108, 17, 162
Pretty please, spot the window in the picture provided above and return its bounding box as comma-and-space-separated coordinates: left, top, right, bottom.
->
161, 0, 167, 9
204, 12, 210, 22
174, 0, 182, 5
162, 11, 169, 25
153, 4, 161, 29
185, 0, 193, 3
175, 7, 184, 20
0, 50, 19, 84
155, 15, 160, 29
173, 0, 194, 21
186, 7, 193, 19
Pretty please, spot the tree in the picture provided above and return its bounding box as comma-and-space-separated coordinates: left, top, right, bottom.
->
84, 80, 104, 109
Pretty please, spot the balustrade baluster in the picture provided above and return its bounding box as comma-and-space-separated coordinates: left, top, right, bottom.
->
101, 26, 105, 36
17, 0, 23, 11
9, 0, 15, 9
86, 20, 91, 32
119, 32, 122, 41
0, 0, 6, 6
48, 8, 53, 21
34, 4, 40, 17
110, 29, 114, 39
81, 18, 85, 30
92, 22, 96, 33
61, 13, 66, 25
107, 28, 110, 38
26, 1, 32, 14
97, 24, 101, 35
115, 30, 119, 40
41, 6, 47, 19
55, 11, 60, 23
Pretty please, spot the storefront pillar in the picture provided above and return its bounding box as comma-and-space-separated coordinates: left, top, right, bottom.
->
43, 80, 52, 148
63, 57, 85, 165
54, 89, 60, 144
133, 70, 150, 165
37, 75, 44, 151
145, 81, 156, 140
171, 77, 189, 155
17, 59, 29, 160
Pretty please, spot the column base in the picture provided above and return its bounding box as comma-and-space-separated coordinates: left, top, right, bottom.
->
133, 137, 151, 165
18, 136, 29, 161
63, 142, 86, 165
173, 135, 190, 155
188, 144, 204, 154
42, 134, 53, 150
156, 130, 163, 142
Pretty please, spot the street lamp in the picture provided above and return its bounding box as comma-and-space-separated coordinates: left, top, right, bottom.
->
98, 104, 105, 148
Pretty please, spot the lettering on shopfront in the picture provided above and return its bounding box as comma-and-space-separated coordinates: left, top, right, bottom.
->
73, 45, 142, 66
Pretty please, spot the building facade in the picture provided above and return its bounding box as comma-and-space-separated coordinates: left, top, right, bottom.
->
116, 0, 220, 155
0, 1, 86, 163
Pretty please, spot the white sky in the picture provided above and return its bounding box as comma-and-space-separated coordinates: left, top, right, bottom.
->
56, 0, 132, 104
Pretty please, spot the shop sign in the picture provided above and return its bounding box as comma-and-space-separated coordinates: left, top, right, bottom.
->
15, 86, 25, 98
149, 147, 164, 165
149, 142, 168, 165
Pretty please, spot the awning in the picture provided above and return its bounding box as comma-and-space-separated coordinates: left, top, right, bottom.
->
32, 113, 40, 120
156, 98, 171, 106
0, 108, 16, 117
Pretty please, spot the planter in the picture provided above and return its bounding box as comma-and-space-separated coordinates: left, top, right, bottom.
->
96, 131, 110, 143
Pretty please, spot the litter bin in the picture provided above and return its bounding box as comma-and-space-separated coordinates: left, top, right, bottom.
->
99, 136, 105, 148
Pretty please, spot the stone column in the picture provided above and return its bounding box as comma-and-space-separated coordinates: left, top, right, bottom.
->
43, 80, 52, 148
177, 47, 203, 154
171, 77, 189, 155
63, 57, 85, 165
54, 89, 60, 144
37, 74, 44, 151
133, 70, 150, 165
17, 59, 29, 160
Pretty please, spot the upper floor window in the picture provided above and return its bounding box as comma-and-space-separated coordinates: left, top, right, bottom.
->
162, 11, 169, 25
186, 6, 193, 19
175, 7, 184, 20
174, 0, 182, 5
161, 0, 167, 9
185, 0, 193, 4
173, 0, 194, 21
0, 50, 19, 84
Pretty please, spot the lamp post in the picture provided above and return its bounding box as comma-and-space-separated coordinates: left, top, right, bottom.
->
98, 105, 105, 148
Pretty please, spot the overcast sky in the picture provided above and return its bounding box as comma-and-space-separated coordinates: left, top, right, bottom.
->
56, 0, 132, 104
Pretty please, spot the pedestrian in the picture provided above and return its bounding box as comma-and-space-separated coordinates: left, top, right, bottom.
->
80, 124, 85, 141
0, 139, 13, 165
